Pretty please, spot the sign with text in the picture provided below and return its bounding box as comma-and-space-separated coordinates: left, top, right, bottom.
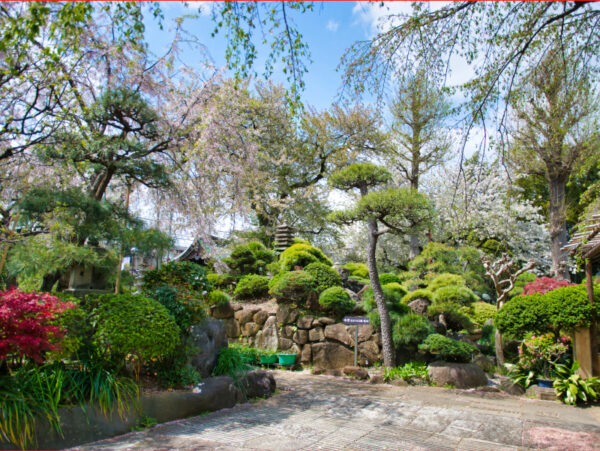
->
343, 316, 370, 325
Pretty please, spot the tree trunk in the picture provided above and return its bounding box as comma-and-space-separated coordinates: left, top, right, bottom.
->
408, 178, 420, 260
495, 328, 504, 367
548, 175, 570, 280
366, 218, 395, 367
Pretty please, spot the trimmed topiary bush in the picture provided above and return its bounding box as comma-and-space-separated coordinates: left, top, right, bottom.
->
464, 301, 496, 327
208, 289, 231, 307
304, 262, 342, 293
223, 242, 275, 276
433, 285, 478, 306
418, 333, 477, 363
427, 273, 466, 292
393, 313, 434, 348
342, 262, 369, 278
279, 243, 332, 271
397, 270, 419, 283
427, 301, 473, 332
545, 285, 598, 332
93, 294, 180, 371
206, 272, 236, 289
494, 293, 549, 339
268, 270, 316, 303
319, 286, 356, 316
402, 289, 434, 304
379, 273, 402, 285
382, 282, 407, 299
234, 274, 269, 300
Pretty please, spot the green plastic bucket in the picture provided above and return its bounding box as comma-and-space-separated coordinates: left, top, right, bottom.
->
260, 355, 278, 364
278, 354, 296, 366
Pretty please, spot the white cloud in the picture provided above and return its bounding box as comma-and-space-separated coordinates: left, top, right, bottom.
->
326, 19, 339, 32
181, 1, 212, 16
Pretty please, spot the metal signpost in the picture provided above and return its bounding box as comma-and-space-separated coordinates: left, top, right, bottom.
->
343, 316, 370, 366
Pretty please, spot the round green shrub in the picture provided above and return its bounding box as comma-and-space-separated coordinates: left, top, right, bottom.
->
268, 270, 316, 303
418, 334, 477, 363
279, 243, 332, 271
223, 241, 275, 276
234, 274, 269, 300
464, 301, 496, 327
142, 261, 210, 293
304, 262, 342, 293
545, 285, 598, 331
382, 282, 407, 299
149, 284, 204, 330
393, 313, 434, 348
402, 289, 434, 304
319, 286, 356, 316
379, 273, 402, 285
427, 273, 466, 292
433, 285, 478, 306
207, 289, 231, 307
268, 271, 289, 290
341, 262, 369, 278
427, 301, 473, 332
494, 293, 549, 339
396, 270, 419, 283
206, 272, 236, 289
93, 294, 179, 366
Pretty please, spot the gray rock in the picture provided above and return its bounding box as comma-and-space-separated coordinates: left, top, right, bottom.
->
288, 308, 300, 324
257, 316, 278, 351
343, 366, 369, 380
231, 302, 244, 311
312, 342, 354, 369
390, 379, 409, 387
297, 315, 314, 329
324, 323, 354, 346
345, 289, 359, 302
309, 326, 324, 342
190, 319, 228, 377
357, 325, 374, 343
408, 298, 431, 315
369, 374, 385, 384
235, 309, 255, 326
242, 322, 259, 337
223, 318, 240, 338
281, 325, 294, 339
293, 329, 308, 345
472, 354, 495, 373
315, 317, 335, 326
498, 376, 525, 396
239, 370, 277, 399
300, 344, 312, 363
253, 310, 269, 326
276, 304, 291, 324
428, 362, 488, 389
279, 338, 293, 350
211, 302, 234, 319
358, 340, 380, 366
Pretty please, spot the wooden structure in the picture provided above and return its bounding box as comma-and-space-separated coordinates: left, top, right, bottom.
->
274, 223, 294, 253
561, 213, 600, 377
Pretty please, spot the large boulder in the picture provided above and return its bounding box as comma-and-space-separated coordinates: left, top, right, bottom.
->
223, 318, 240, 338
408, 298, 430, 316
239, 371, 276, 399
279, 337, 293, 350
211, 302, 234, 319
324, 324, 354, 347
253, 310, 269, 326
257, 316, 278, 351
428, 362, 488, 389
357, 325, 374, 343
309, 326, 324, 342
311, 342, 354, 369
300, 344, 312, 363
235, 308, 256, 326
297, 315, 314, 329
190, 319, 228, 377
242, 322, 260, 337
281, 325, 294, 339
498, 376, 525, 396
472, 354, 495, 373
276, 305, 299, 325
343, 366, 369, 380
293, 329, 308, 345
358, 340, 380, 366
315, 317, 335, 327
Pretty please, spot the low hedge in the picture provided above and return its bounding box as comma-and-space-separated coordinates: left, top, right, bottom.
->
418, 333, 477, 363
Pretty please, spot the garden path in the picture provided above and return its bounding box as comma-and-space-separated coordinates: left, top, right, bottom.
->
74, 370, 600, 450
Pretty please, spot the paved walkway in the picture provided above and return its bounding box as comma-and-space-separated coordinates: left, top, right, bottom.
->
75, 370, 600, 450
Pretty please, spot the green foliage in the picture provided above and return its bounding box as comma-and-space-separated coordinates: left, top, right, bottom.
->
213, 346, 251, 379
142, 261, 210, 293
234, 274, 269, 300
478, 324, 496, 355
341, 262, 369, 278
427, 273, 466, 292
318, 286, 356, 316
397, 270, 419, 283
464, 301, 496, 327
223, 242, 275, 276
328, 162, 391, 192
148, 285, 202, 330
393, 313, 434, 348
432, 285, 478, 306
363, 286, 410, 329
268, 270, 316, 304
427, 302, 473, 332
207, 290, 231, 307
383, 362, 429, 383
382, 282, 407, 299
553, 361, 600, 405
517, 332, 570, 380
304, 262, 342, 293
379, 273, 402, 285
132, 415, 158, 431
279, 243, 332, 271
93, 294, 179, 371
206, 272, 236, 290
418, 334, 477, 363
0, 362, 138, 449
496, 285, 599, 339
401, 289, 433, 304
409, 243, 489, 294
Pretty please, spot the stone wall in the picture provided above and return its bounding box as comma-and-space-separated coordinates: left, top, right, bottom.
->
211, 302, 382, 369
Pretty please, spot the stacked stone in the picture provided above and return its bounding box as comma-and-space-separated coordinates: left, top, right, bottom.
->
211, 303, 382, 368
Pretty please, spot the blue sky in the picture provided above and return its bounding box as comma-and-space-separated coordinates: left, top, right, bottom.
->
144, 2, 387, 111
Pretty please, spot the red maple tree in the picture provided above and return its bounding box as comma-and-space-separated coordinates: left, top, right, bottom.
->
522, 277, 575, 296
